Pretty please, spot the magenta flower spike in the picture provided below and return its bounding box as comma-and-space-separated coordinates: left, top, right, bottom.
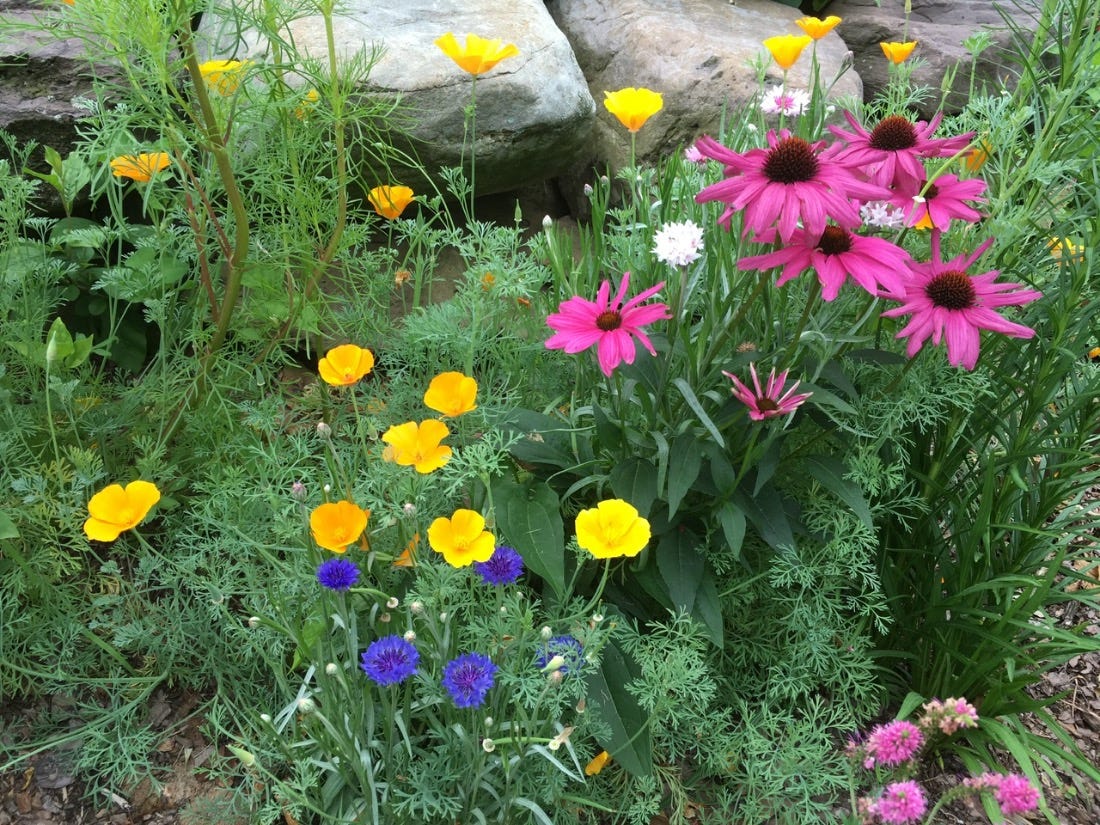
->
694, 131, 889, 242
545, 272, 670, 376
882, 239, 1042, 370
724, 364, 812, 421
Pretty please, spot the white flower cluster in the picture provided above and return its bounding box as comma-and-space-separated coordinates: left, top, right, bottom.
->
652, 220, 704, 267
859, 200, 907, 230
760, 86, 811, 117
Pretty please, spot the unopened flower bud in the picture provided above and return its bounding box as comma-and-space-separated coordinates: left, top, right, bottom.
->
386, 596, 399, 609
542, 215, 553, 230
291, 481, 307, 501
247, 616, 261, 628
583, 183, 593, 196
484, 716, 494, 727
297, 697, 316, 714
325, 663, 338, 676
403, 630, 416, 642
379, 612, 391, 623
322, 483, 331, 494
541, 654, 567, 673
316, 421, 331, 438
410, 600, 424, 615
402, 502, 416, 515
549, 670, 564, 686
259, 713, 272, 724
439, 611, 448, 622
539, 625, 552, 640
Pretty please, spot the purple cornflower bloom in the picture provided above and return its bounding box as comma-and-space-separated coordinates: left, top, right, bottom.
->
360, 635, 419, 686
442, 652, 497, 708
535, 635, 585, 675
316, 557, 359, 591
474, 545, 525, 586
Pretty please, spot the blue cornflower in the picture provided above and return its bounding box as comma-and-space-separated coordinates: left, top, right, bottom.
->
441, 652, 497, 708
535, 635, 585, 675
316, 557, 359, 591
473, 545, 525, 586
360, 635, 419, 686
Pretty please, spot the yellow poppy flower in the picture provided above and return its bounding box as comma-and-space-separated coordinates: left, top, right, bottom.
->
198, 59, 249, 95
109, 153, 171, 183
603, 88, 664, 133
585, 750, 611, 776
367, 185, 415, 220
381, 420, 452, 474
84, 481, 161, 542
318, 344, 374, 387
295, 88, 320, 120
427, 508, 495, 568
795, 15, 841, 40
880, 41, 918, 64
575, 499, 651, 559
763, 34, 813, 70
1048, 237, 1082, 261
310, 500, 369, 553
435, 32, 519, 76
393, 532, 419, 567
423, 371, 478, 417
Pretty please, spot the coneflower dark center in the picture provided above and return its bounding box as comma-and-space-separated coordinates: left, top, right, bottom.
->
595, 310, 622, 331
756, 397, 780, 412
922, 183, 940, 199
763, 137, 819, 183
818, 226, 852, 255
868, 115, 918, 151
925, 270, 976, 310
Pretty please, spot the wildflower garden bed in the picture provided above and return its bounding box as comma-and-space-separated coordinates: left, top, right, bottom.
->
2, 2, 1099, 825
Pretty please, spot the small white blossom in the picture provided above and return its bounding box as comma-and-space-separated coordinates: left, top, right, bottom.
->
482, 738, 496, 753
403, 630, 416, 642
653, 220, 704, 267
386, 596, 399, 609
760, 86, 811, 117
859, 200, 907, 229
325, 663, 339, 676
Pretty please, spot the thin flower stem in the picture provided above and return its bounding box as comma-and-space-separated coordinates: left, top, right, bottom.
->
782, 279, 821, 364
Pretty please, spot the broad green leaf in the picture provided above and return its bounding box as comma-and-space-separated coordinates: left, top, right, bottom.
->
586, 640, 651, 776
0, 511, 20, 540
802, 455, 873, 529
691, 571, 724, 646
491, 478, 566, 599
609, 458, 658, 517
716, 501, 746, 559
666, 434, 702, 518
589, 403, 621, 452
66, 334, 94, 369
734, 484, 795, 550
45, 317, 74, 364
656, 529, 703, 613
752, 440, 781, 497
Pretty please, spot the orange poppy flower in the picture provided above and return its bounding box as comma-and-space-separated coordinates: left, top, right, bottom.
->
368, 185, 415, 220
880, 41, 918, 64
381, 420, 452, 474
435, 32, 519, 76
109, 153, 171, 183
795, 16, 841, 40
84, 481, 161, 542
423, 372, 478, 417
318, 344, 375, 386
310, 500, 369, 553
585, 750, 612, 776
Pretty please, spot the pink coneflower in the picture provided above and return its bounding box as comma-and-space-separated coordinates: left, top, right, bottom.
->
694, 131, 888, 242
828, 110, 975, 192
545, 272, 670, 376
872, 781, 927, 825
893, 173, 986, 231
882, 238, 1042, 370
738, 225, 912, 300
724, 364, 811, 421
684, 143, 708, 165
865, 720, 924, 767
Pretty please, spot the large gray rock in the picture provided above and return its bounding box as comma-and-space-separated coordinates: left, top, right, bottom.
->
199, 0, 596, 197
826, 0, 1042, 113
546, 0, 863, 173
